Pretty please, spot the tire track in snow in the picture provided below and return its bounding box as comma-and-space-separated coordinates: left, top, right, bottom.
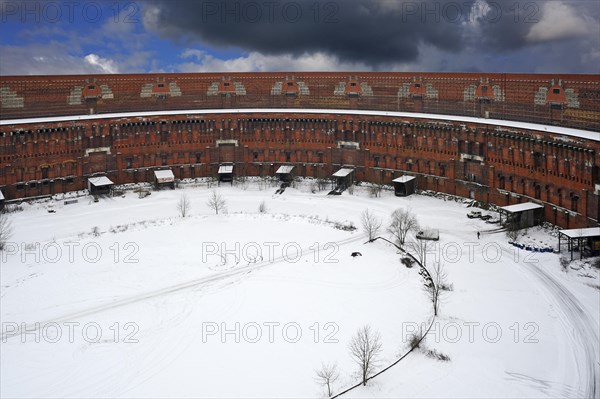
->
517, 256, 599, 399
1, 234, 365, 341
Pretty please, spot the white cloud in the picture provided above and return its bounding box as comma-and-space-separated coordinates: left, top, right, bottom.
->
0, 43, 124, 75
526, 2, 591, 43
142, 5, 167, 37
177, 50, 372, 72
84, 54, 120, 74
0, 44, 156, 75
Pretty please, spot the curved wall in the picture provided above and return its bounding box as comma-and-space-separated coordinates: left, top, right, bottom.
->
2, 72, 599, 130
0, 73, 599, 228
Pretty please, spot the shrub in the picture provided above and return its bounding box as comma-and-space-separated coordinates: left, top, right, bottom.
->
407, 331, 423, 349
439, 282, 454, 291
333, 221, 356, 231
3, 204, 23, 213
425, 348, 451, 362
368, 183, 382, 198
401, 257, 415, 268
560, 256, 570, 272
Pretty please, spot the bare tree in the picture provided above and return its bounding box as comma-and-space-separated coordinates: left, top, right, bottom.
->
258, 200, 268, 214
368, 183, 383, 198
206, 176, 218, 189
314, 362, 340, 397
387, 208, 419, 248
0, 212, 13, 251
424, 262, 451, 316
361, 209, 382, 242
177, 193, 191, 218
317, 178, 330, 192
409, 235, 435, 267
348, 325, 383, 386
505, 218, 520, 242
235, 175, 249, 190
206, 190, 227, 215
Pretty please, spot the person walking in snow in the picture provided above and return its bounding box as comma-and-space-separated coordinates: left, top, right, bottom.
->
477, 231, 481, 239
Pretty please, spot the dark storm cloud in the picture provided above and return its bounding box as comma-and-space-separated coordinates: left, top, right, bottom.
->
143, 0, 596, 67
142, 0, 478, 66
474, 1, 598, 51
142, 0, 599, 69
474, 1, 533, 51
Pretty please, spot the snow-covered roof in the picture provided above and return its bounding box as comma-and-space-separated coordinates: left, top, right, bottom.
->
88, 176, 114, 187
499, 202, 544, 213
332, 168, 354, 177
0, 190, 4, 201
154, 169, 175, 182
276, 165, 295, 174
559, 227, 600, 239
218, 165, 234, 174
392, 176, 416, 183
2, 108, 596, 142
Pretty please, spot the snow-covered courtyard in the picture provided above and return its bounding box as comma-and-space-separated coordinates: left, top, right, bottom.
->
1, 181, 599, 398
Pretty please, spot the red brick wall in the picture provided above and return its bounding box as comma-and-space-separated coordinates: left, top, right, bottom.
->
1, 109, 598, 228
1, 73, 598, 227
1, 72, 599, 130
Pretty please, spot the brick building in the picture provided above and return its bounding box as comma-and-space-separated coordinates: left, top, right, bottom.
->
0, 72, 598, 228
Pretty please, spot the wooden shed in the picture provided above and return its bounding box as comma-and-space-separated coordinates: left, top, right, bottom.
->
499, 202, 544, 229
558, 227, 600, 260
275, 165, 295, 182
392, 176, 416, 197
87, 176, 114, 196
332, 167, 354, 189
154, 169, 175, 189
218, 164, 234, 183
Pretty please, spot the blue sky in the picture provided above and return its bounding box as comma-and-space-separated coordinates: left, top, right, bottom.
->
0, 0, 599, 75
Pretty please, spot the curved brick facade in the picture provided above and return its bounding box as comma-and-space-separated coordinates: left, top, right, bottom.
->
0, 73, 599, 228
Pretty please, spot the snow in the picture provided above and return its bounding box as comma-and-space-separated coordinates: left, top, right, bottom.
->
218, 165, 234, 174
332, 168, 354, 177
559, 227, 600, 239
499, 202, 544, 213
153, 170, 175, 183
1, 108, 598, 141
276, 165, 295, 174
392, 176, 416, 183
0, 181, 598, 398
0, 190, 4, 201
88, 176, 114, 187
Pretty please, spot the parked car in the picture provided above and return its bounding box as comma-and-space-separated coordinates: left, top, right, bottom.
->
480, 214, 492, 221
486, 218, 501, 224
467, 210, 482, 219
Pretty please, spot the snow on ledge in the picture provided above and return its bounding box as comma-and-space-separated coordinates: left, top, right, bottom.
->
154, 170, 175, 183
559, 227, 600, 239
1, 108, 598, 142
276, 165, 295, 174
392, 176, 416, 183
332, 168, 354, 177
218, 165, 234, 174
88, 176, 114, 187
499, 202, 544, 213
